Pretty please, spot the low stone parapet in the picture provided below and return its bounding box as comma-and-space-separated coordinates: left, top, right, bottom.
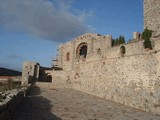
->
0, 84, 31, 120
0, 76, 21, 82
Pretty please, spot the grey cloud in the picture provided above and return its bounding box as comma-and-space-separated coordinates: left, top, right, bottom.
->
0, 0, 90, 42
8, 54, 22, 59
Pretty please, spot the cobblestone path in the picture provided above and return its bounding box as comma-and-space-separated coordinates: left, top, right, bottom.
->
12, 84, 160, 120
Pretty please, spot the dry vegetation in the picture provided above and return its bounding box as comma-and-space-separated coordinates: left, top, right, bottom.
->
0, 79, 21, 91
0, 79, 21, 101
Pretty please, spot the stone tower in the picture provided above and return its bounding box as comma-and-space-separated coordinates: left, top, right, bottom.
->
21, 61, 40, 86
144, 0, 160, 36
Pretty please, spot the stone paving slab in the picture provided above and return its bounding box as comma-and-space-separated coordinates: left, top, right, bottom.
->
12, 85, 160, 120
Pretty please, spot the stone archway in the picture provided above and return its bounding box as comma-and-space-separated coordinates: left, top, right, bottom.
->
46, 75, 52, 82
76, 43, 88, 58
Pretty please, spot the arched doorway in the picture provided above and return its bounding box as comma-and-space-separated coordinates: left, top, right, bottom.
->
46, 75, 52, 82
76, 43, 88, 58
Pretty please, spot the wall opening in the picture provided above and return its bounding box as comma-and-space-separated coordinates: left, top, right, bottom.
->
38, 68, 53, 83
120, 46, 126, 56
46, 75, 52, 82
66, 52, 70, 61
97, 48, 101, 55
76, 43, 88, 58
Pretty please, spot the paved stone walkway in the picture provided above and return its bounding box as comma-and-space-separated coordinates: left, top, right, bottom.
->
12, 85, 160, 120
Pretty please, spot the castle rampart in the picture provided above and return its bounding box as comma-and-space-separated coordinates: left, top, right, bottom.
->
51, 29, 160, 115
52, 35, 160, 114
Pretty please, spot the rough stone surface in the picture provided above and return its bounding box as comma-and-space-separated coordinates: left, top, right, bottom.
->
0, 85, 31, 120
12, 84, 160, 120
22, 61, 40, 86
144, 0, 160, 36
52, 33, 160, 115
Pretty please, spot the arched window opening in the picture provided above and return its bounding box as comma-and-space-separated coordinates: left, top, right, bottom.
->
120, 46, 126, 56
79, 45, 87, 57
76, 43, 88, 58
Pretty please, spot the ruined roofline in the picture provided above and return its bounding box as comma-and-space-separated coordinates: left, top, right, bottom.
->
74, 33, 112, 40
59, 33, 112, 47
23, 61, 39, 65
59, 31, 143, 48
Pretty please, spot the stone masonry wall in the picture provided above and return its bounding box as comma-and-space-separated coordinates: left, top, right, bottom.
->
52, 36, 160, 115
53, 51, 160, 115
22, 61, 40, 86
51, 0, 160, 115
60, 41, 74, 71
0, 85, 31, 120
58, 33, 112, 71
144, 0, 160, 36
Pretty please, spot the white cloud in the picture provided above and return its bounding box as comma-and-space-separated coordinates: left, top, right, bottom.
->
0, 0, 91, 42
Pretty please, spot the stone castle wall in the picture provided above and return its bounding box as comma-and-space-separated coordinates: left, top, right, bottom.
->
51, 35, 160, 114
57, 33, 145, 66
144, 0, 160, 36
50, 1, 160, 115
57, 33, 112, 71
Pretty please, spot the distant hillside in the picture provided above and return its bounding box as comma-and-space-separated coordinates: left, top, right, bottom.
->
0, 67, 21, 76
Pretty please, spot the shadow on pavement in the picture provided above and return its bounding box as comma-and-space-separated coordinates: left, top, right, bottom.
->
12, 85, 61, 120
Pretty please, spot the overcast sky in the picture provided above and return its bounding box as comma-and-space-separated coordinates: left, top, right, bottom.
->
0, 0, 143, 71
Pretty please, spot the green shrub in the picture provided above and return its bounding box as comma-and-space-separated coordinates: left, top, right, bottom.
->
112, 36, 125, 46
142, 28, 153, 49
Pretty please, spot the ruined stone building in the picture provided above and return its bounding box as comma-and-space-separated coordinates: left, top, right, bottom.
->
22, 61, 40, 86
22, 0, 160, 115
